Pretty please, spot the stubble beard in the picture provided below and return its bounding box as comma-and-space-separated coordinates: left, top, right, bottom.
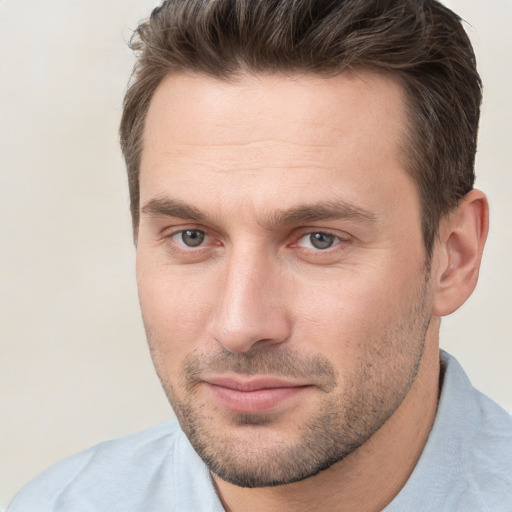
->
147, 276, 432, 488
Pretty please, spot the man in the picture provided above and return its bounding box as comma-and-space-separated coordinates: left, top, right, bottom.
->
8, 0, 512, 510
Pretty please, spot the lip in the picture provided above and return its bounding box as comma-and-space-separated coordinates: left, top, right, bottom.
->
203, 375, 311, 414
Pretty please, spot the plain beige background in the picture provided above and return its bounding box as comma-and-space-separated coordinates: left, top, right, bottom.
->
1, 0, 511, 507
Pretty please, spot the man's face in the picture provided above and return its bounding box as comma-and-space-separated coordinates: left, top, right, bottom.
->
136, 71, 434, 487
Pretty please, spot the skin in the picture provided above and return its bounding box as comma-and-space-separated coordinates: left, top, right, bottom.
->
136, 71, 488, 511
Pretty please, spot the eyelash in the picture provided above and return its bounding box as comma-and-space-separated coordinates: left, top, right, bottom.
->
166, 229, 217, 256
164, 227, 350, 255
292, 231, 348, 251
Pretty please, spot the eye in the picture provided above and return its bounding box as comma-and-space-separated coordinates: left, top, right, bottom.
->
298, 232, 339, 250
174, 229, 206, 247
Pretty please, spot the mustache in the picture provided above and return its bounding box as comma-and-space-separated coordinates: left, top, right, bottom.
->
184, 347, 338, 392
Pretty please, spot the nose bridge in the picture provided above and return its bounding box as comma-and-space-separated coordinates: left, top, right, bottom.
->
208, 242, 289, 352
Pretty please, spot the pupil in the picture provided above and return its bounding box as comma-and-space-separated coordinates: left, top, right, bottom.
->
182, 230, 205, 247
310, 233, 334, 249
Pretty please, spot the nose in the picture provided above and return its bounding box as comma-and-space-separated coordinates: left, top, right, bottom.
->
207, 248, 291, 353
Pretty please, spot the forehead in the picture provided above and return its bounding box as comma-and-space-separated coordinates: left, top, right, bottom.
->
140, 71, 416, 221
142, 70, 407, 152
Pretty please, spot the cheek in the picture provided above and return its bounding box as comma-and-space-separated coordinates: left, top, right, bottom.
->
137, 260, 217, 367
290, 261, 425, 356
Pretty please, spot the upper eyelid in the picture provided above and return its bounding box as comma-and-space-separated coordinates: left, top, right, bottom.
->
301, 229, 346, 236
163, 225, 209, 238
169, 227, 206, 235
295, 228, 351, 241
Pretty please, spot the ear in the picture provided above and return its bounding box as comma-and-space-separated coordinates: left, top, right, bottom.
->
432, 189, 489, 317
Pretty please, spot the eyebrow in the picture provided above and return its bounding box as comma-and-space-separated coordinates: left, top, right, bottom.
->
140, 196, 377, 227
265, 200, 377, 227
141, 197, 204, 221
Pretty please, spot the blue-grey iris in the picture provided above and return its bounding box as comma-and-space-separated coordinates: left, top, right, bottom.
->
309, 233, 335, 249
182, 230, 205, 247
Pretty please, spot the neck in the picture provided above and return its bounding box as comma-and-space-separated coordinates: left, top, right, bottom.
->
212, 329, 441, 512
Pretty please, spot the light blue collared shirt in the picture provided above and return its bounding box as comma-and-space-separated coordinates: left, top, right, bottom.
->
7, 352, 512, 511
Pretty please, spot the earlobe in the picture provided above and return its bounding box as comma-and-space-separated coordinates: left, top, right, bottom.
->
432, 189, 489, 317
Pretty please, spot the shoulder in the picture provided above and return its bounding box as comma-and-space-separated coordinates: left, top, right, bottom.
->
442, 351, 512, 462
387, 352, 512, 512
442, 352, 512, 509
7, 421, 184, 512
461, 387, 512, 510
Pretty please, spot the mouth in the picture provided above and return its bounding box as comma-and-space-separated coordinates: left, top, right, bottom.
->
203, 375, 312, 414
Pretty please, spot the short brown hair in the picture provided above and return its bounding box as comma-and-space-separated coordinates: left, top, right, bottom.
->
120, 0, 482, 257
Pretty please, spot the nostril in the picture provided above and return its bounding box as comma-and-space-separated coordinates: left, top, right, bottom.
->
208, 312, 291, 354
